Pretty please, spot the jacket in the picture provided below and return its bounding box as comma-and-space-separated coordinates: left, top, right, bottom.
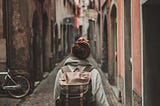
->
53, 56, 109, 106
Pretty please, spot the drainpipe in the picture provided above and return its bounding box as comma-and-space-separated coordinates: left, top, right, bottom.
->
100, 0, 103, 62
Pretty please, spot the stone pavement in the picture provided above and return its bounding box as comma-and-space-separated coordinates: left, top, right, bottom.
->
0, 95, 21, 106
12, 56, 120, 106
16, 57, 67, 106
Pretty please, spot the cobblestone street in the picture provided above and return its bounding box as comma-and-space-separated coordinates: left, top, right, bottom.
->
16, 57, 66, 106
0, 93, 21, 106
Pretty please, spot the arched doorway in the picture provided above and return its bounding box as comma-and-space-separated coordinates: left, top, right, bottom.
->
101, 15, 108, 73
109, 5, 118, 86
32, 0, 49, 81
42, 10, 49, 72
32, 10, 43, 81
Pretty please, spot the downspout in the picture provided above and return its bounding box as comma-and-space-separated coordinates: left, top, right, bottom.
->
100, 0, 103, 62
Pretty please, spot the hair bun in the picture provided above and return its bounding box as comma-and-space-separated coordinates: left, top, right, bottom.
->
72, 40, 90, 59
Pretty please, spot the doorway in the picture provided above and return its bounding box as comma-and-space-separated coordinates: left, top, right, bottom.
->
32, 10, 43, 80
124, 0, 132, 105
142, 1, 160, 106
101, 16, 108, 73
109, 5, 118, 86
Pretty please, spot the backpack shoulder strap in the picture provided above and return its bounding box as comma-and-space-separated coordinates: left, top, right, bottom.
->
83, 65, 94, 72
61, 65, 71, 73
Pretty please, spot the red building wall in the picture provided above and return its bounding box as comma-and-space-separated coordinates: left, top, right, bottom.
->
132, 0, 142, 96
107, 0, 124, 80
117, 0, 124, 78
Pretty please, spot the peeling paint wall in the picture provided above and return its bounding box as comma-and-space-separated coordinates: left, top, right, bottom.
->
10, 0, 30, 69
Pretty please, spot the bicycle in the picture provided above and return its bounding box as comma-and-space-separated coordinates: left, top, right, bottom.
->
0, 68, 31, 98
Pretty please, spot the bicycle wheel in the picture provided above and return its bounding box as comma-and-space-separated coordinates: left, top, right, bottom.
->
7, 75, 31, 98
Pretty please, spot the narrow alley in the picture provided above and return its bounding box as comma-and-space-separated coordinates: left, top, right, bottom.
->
0, 56, 122, 106
0, 0, 160, 106
0, 56, 119, 106
15, 56, 119, 106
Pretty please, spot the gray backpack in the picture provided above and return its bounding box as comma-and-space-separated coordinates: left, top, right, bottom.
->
56, 64, 95, 106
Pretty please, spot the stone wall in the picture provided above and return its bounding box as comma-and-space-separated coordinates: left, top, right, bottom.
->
0, 39, 6, 63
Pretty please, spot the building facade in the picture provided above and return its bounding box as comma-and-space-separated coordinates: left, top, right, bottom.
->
0, 0, 57, 82
107, 0, 160, 106
107, 0, 142, 105
0, 0, 77, 81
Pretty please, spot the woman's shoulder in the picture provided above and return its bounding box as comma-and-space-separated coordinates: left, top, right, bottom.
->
90, 68, 100, 74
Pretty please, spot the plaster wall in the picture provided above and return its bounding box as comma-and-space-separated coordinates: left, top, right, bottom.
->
132, 0, 142, 96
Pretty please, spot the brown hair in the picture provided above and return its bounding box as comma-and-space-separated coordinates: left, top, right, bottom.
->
71, 40, 90, 60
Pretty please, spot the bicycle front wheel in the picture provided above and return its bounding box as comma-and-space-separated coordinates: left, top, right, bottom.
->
7, 75, 31, 98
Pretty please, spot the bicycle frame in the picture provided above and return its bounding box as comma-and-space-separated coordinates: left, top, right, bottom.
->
0, 68, 31, 98
0, 68, 21, 90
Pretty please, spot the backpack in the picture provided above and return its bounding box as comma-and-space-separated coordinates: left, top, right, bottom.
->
56, 64, 95, 106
